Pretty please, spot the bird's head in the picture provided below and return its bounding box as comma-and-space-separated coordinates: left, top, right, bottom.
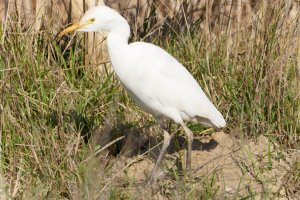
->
59, 6, 124, 37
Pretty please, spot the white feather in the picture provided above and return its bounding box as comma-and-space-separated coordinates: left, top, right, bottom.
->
76, 5, 226, 129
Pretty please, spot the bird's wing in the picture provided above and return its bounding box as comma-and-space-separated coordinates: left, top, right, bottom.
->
115, 42, 224, 126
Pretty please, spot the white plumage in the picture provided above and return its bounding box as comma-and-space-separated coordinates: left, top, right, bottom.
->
113, 42, 225, 127
59, 5, 226, 183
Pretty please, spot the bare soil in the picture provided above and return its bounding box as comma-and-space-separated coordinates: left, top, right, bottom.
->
107, 130, 299, 199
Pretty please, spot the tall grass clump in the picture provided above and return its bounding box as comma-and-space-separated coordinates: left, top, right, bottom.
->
0, 18, 123, 198
0, 2, 299, 199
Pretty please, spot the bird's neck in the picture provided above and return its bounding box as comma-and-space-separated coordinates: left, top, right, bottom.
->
106, 17, 131, 74
107, 18, 130, 52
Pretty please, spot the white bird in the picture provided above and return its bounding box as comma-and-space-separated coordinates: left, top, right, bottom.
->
59, 5, 226, 183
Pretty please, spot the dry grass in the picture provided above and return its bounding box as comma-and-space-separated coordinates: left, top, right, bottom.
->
0, 1, 299, 199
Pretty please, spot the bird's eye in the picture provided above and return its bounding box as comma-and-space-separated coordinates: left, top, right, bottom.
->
89, 18, 96, 23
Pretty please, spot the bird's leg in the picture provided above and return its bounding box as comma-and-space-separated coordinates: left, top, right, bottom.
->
180, 123, 194, 172
148, 123, 171, 184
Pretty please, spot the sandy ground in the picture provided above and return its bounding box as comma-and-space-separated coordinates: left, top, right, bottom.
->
107, 130, 299, 199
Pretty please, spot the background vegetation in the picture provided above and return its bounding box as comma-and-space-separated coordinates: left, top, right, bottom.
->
0, 1, 299, 199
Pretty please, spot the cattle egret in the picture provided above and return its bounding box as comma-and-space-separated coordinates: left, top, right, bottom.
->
59, 5, 226, 183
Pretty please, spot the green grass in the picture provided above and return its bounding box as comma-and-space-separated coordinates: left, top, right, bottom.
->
0, 6, 299, 199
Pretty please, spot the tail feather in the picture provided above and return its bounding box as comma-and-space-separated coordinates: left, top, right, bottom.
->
196, 112, 226, 130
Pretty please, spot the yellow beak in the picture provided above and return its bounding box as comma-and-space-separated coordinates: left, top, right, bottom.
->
58, 21, 89, 38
